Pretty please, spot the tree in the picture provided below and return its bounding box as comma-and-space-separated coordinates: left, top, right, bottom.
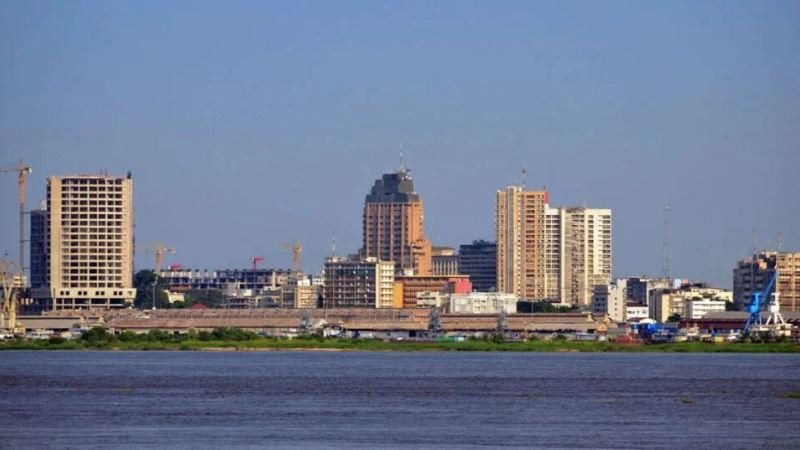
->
667, 313, 682, 322
184, 289, 224, 308
133, 270, 171, 309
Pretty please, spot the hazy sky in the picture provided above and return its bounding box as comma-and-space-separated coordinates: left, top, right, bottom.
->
1, 1, 798, 288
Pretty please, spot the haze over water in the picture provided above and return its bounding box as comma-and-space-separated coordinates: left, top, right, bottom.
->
1, 351, 799, 449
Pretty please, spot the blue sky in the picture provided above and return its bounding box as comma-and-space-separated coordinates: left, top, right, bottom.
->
1, 0, 798, 287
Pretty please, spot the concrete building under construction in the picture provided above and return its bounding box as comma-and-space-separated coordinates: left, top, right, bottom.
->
30, 173, 136, 310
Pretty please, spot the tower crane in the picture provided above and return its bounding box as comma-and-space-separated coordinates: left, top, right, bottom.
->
280, 241, 303, 273
140, 242, 176, 273
0, 160, 33, 277
251, 256, 264, 270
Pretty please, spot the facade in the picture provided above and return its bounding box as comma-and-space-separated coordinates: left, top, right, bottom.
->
449, 292, 518, 314
29, 209, 47, 289
394, 275, 471, 309
158, 268, 292, 293
31, 174, 136, 310
361, 169, 432, 276
625, 303, 649, 321
323, 256, 395, 308
496, 187, 548, 300
685, 299, 726, 320
592, 279, 627, 322
280, 275, 320, 309
432, 246, 459, 276
626, 277, 669, 305
555, 207, 613, 306
458, 240, 497, 292
734, 251, 800, 313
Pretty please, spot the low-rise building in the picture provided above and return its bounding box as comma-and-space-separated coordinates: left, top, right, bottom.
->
685, 299, 726, 320
449, 292, 517, 314
592, 279, 627, 322
395, 275, 471, 309
432, 246, 460, 276
415, 291, 448, 309
625, 303, 649, 321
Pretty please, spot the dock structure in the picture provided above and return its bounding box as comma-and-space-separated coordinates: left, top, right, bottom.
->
16, 309, 606, 337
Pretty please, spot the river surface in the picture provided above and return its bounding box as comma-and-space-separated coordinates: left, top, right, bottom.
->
0, 351, 799, 449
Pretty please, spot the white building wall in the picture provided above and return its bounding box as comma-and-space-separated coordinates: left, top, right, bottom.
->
449, 292, 518, 314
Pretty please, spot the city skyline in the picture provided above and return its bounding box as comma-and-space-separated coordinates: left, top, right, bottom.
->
1, 1, 799, 287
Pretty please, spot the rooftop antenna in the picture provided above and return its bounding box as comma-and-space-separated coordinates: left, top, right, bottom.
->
331, 235, 336, 257
752, 228, 757, 256
777, 232, 783, 252
662, 206, 672, 281
399, 145, 406, 173
521, 166, 527, 188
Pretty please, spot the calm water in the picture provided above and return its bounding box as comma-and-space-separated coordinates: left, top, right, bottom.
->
1, 351, 799, 449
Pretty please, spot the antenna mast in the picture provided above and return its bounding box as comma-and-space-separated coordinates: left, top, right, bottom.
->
662, 206, 671, 281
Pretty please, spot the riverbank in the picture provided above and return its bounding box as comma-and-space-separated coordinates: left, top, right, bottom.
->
2, 338, 799, 353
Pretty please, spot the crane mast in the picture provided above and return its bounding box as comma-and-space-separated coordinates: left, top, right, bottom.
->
0, 160, 33, 280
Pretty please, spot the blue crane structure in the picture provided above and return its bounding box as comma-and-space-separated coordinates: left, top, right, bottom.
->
742, 269, 778, 335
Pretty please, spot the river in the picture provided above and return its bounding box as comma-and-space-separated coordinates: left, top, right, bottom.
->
0, 351, 798, 449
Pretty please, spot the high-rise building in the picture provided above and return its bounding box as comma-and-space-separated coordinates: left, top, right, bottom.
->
29, 209, 47, 289
323, 256, 395, 308
362, 168, 432, 275
734, 251, 800, 313
30, 174, 136, 310
458, 240, 497, 292
496, 187, 548, 300
496, 185, 612, 306
543, 206, 614, 305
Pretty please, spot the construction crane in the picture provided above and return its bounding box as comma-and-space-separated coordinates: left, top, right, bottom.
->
0, 160, 33, 276
251, 256, 264, 270
140, 242, 176, 273
280, 241, 303, 273
742, 269, 778, 337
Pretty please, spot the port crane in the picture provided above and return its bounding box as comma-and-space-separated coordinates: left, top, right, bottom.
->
280, 241, 303, 273
140, 242, 176, 273
742, 269, 791, 340
0, 160, 33, 275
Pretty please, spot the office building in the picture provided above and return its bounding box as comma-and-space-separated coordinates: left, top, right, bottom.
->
432, 246, 459, 276
361, 167, 432, 276
458, 240, 497, 292
31, 174, 136, 310
734, 251, 800, 313
323, 256, 395, 308
496, 186, 548, 300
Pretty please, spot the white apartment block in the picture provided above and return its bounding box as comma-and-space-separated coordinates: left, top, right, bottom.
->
546, 207, 612, 306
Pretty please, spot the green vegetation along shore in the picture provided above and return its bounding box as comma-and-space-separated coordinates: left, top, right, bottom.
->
1, 328, 799, 353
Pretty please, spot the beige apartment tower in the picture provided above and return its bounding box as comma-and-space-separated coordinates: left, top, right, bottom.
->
31, 174, 136, 310
496, 186, 548, 300
362, 168, 432, 276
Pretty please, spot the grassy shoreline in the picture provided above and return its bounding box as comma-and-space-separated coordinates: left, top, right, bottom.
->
2, 338, 799, 353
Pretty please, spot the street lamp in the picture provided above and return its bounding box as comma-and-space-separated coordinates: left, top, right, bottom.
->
151, 280, 157, 311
